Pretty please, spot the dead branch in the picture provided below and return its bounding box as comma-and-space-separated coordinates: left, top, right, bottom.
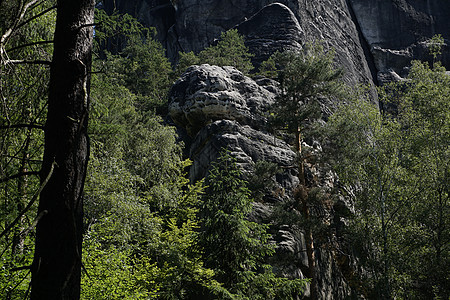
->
0, 171, 40, 183
0, 161, 55, 239
6, 40, 54, 53
0, 123, 45, 130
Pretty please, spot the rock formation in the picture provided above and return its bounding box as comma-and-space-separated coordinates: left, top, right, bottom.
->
169, 65, 356, 299
235, 3, 303, 66
168, 64, 276, 136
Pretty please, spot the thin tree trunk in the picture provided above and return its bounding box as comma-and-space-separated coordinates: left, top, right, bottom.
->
295, 127, 317, 300
12, 131, 31, 255
31, 0, 94, 299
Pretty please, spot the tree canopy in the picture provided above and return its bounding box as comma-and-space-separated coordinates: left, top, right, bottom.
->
322, 60, 449, 299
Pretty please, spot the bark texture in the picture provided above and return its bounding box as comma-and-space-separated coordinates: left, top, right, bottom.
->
31, 0, 94, 299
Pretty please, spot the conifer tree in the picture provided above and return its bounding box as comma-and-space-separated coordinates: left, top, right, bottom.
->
175, 29, 254, 76
270, 44, 343, 299
200, 150, 273, 288
200, 150, 306, 299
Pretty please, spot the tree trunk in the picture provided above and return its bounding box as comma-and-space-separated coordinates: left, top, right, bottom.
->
31, 1, 94, 299
295, 127, 317, 299
11, 131, 30, 255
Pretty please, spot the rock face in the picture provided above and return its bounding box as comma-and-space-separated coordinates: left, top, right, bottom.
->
104, 0, 450, 83
236, 3, 304, 66
348, 0, 450, 79
168, 64, 277, 135
174, 0, 376, 95
169, 65, 356, 299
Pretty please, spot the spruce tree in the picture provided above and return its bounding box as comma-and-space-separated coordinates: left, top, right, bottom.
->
200, 150, 306, 299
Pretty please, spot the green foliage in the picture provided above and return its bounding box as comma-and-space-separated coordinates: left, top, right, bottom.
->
0, 1, 56, 298
200, 151, 273, 284
199, 29, 254, 73
200, 150, 306, 299
8, 5, 448, 300
427, 34, 445, 62
0, 237, 34, 299
323, 92, 404, 298
257, 55, 278, 78
82, 157, 227, 299
93, 8, 149, 55
380, 61, 449, 299
107, 35, 172, 110
89, 55, 182, 197
94, 8, 172, 112
175, 29, 254, 76
323, 61, 449, 299
270, 44, 344, 134
247, 160, 281, 201
81, 235, 160, 299
84, 11, 227, 297
174, 51, 200, 78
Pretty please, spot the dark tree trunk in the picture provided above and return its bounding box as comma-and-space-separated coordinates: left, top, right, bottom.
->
31, 0, 94, 299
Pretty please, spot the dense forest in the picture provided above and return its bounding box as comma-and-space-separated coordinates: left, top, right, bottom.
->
0, 1, 448, 299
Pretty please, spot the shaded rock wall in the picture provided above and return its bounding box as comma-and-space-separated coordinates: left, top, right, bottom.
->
176, 0, 377, 99
349, 0, 450, 79
104, 0, 376, 93
103, 0, 177, 55
235, 3, 304, 66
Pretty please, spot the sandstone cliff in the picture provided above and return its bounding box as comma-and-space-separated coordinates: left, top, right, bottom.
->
103, 0, 449, 85
169, 65, 355, 299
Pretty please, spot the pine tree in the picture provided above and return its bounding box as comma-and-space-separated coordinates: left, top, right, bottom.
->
269, 44, 343, 299
175, 29, 254, 76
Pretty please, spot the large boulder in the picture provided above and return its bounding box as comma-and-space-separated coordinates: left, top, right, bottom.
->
236, 3, 304, 66
168, 64, 278, 135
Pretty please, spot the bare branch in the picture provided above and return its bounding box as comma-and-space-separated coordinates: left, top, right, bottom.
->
3, 59, 51, 65
8, 268, 32, 295
11, 265, 32, 272
0, 0, 41, 46
0, 161, 55, 239
28, 0, 48, 12
0, 171, 40, 183
6, 40, 54, 53
3, 154, 43, 164
0, 123, 45, 130
15, 5, 57, 31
